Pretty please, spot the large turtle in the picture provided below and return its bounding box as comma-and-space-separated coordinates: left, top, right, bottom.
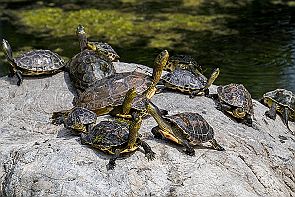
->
216, 83, 254, 127
52, 50, 169, 120
260, 89, 294, 133
52, 107, 97, 134
76, 24, 120, 62
81, 111, 155, 170
145, 100, 224, 156
159, 68, 220, 98
164, 54, 202, 75
1, 39, 65, 85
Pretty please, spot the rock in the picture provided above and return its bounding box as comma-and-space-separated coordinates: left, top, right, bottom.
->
0, 62, 294, 197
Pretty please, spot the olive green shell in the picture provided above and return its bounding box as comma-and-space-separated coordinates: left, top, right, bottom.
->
14, 50, 65, 75
67, 49, 116, 90
65, 107, 97, 129
81, 120, 131, 154
262, 89, 295, 120
162, 69, 207, 92
165, 55, 201, 72
217, 83, 254, 115
73, 71, 152, 114
165, 112, 214, 144
91, 42, 120, 62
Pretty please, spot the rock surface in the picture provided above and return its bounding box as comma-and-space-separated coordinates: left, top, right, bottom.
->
0, 62, 294, 197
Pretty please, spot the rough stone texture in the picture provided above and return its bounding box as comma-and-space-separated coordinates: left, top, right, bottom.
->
0, 62, 294, 197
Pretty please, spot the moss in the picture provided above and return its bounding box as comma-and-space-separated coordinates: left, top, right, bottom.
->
13, 7, 233, 48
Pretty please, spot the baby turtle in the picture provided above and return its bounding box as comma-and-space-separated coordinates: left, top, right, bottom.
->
145, 100, 225, 156
67, 49, 116, 91
76, 24, 120, 62
72, 50, 169, 118
160, 68, 220, 98
165, 54, 202, 74
81, 112, 155, 170
216, 83, 254, 127
261, 89, 294, 133
2, 39, 65, 85
52, 107, 97, 134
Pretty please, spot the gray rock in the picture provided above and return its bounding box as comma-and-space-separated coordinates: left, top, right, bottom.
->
0, 62, 294, 197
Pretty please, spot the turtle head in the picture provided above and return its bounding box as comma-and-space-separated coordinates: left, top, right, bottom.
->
232, 107, 246, 119
2, 39, 15, 66
76, 24, 87, 51
86, 42, 116, 61
151, 50, 169, 83
206, 68, 220, 88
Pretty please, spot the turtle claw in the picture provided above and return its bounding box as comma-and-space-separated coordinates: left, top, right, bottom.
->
145, 151, 156, 161
184, 148, 195, 156
106, 160, 116, 170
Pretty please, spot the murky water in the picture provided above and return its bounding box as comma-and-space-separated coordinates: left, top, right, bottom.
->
0, 0, 294, 98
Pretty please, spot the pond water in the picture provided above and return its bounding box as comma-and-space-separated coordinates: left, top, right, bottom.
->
0, 0, 294, 98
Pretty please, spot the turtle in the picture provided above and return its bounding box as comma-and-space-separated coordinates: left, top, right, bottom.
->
159, 68, 220, 98
216, 83, 254, 127
144, 100, 225, 156
164, 54, 202, 75
51, 107, 97, 134
76, 24, 120, 62
260, 89, 294, 133
81, 111, 155, 170
52, 50, 169, 121
1, 39, 65, 85
66, 49, 116, 91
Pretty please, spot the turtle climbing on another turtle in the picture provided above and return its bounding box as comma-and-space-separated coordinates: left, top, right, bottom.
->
215, 83, 254, 127
76, 24, 120, 62
51, 107, 97, 134
1, 39, 65, 85
159, 68, 220, 98
260, 89, 294, 134
145, 100, 225, 156
164, 54, 202, 75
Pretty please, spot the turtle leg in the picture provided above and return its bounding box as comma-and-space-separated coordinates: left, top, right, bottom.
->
216, 103, 231, 112
265, 102, 277, 120
281, 107, 293, 134
138, 139, 156, 161
180, 139, 195, 156
242, 114, 253, 127
15, 70, 23, 86
51, 110, 71, 125
8, 66, 15, 77
209, 139, 225, 151
189, 89, 205, 98
106, 149, 121, 170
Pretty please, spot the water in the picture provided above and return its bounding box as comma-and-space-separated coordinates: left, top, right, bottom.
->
0, 0, 294, 98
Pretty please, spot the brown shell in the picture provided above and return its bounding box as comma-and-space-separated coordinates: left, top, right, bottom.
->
165, 112, 214, 144
217, 83, 254, 115
73, 71, 152, 113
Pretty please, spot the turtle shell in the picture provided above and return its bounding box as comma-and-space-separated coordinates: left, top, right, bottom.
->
164, 112, 214, 144
162, 69, 207, 92
66, 107, 97, 128
81, 120, 130, 154
15, 50, 65, 75
263, 89, 295, 109
73, 71, 152, 114
91, 42, 120, 62
68, 49, 116, 90
217, 83, 254, 115
165, 55, 201, 72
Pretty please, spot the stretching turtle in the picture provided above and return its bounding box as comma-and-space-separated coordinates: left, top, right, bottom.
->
261, 89, 294, 133
51, 107, 97, 134
2, 39, 65, 85
159, 68, 220, 98
145, 100, 224, 156
76, 24, 120, 62
215, 83, 254, 127
52, 50, 169, 120
81, 111, 155, 170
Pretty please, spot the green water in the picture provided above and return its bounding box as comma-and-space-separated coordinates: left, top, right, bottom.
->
0, 0, 294, 98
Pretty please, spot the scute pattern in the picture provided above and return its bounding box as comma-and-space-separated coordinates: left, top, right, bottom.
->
68, 49, 116, 90
66, 107, 97, 127
16, 50, 65, 73
217, 83, 254, 115
166, 112, 214, 144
